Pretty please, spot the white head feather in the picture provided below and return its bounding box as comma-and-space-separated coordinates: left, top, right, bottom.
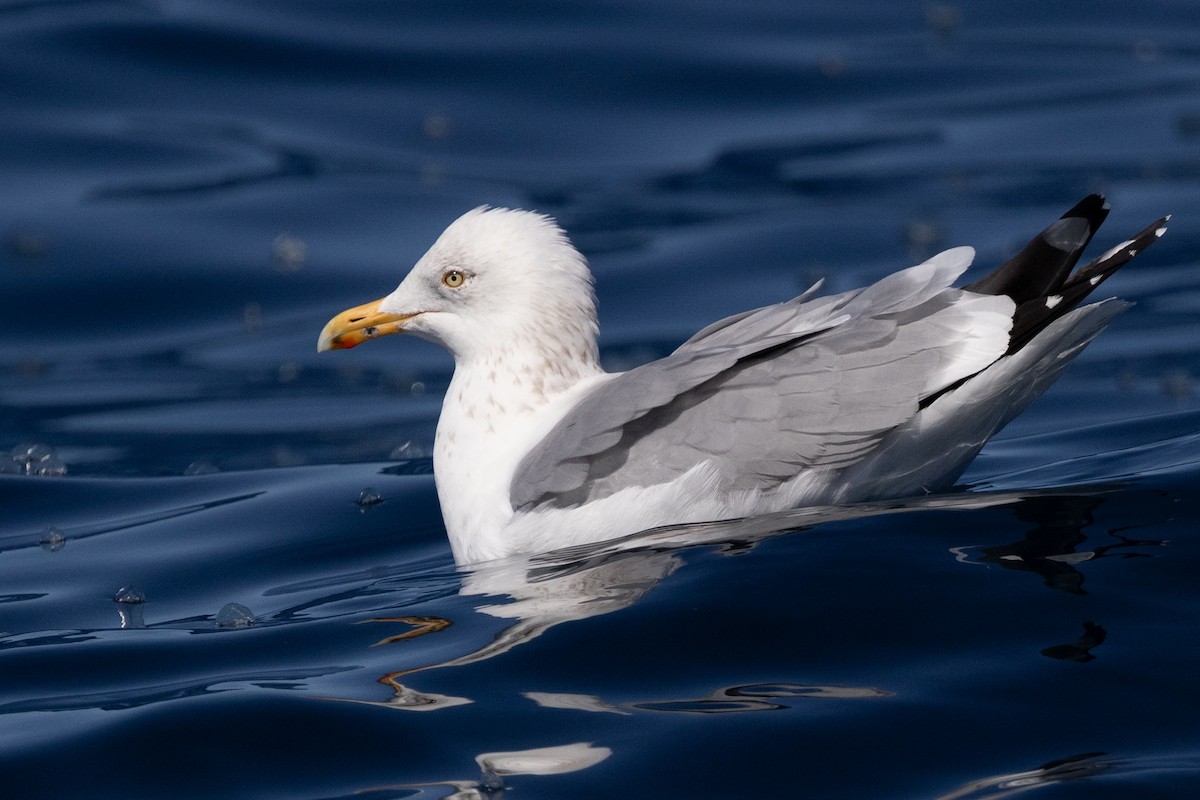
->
379, 207, 600, 374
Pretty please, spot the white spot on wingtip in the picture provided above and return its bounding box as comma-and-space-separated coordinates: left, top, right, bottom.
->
1089, 275, 1101, 285
1155, 226, 1167, 238
1045, 295, 1063, 309
1099, 238, 1134, 261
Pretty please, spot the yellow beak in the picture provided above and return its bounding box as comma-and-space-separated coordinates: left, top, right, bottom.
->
317, 298, 416, 352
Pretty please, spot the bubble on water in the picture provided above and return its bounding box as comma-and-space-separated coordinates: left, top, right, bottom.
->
357, 487, 383, 508
113, 586, 145, 605
1161, 369, 1194, 405
215, 602, 255, 629
35, 461, 66, 477
9, 443, 67, 476
113, 586, 146, 629
39, 527, 66, 551
6, 225, 49, 258
184, 459, 220, 475
479, 769, 506, 794
271, 233, 307, 272
903, 218, 944, 261
422, 112, 451, 140
273, 445, 307, 467
924, 3, 962, 40
243, 301, 264, 334
277, 361, 300, 383
389, 441, 426, 459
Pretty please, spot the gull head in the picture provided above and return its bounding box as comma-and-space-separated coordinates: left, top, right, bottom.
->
319, 207, 600, 365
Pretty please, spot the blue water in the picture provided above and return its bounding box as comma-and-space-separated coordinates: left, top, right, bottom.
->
4, 1, 1200, 797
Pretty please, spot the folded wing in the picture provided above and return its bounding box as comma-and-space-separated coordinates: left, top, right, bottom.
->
510, 247, 1011, 511
510, 195, 1168, 514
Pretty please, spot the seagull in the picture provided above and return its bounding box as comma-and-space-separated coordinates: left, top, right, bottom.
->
319, 196, 1168, 564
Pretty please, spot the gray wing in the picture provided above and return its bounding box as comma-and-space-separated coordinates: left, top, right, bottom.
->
510, 247, 1007, 512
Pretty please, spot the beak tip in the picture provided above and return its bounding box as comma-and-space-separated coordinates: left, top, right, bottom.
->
317, 337, 352, 353
316, 326, 338, 353
319, 298, 409, 353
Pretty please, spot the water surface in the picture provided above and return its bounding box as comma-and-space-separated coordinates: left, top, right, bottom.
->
3, 1, 1200, 797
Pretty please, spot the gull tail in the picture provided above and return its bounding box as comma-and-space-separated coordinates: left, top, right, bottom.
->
843, 196, 1170, 502
965, 194, 1169, 353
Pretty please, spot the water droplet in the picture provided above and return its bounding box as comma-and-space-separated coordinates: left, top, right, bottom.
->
389, 441, 426, 459
903, 219, 944, 261
33, 460, 66, 477
114, 586, 145, 605
9, 443, 67, 477
12, 442, 44, 460
271, 233, 307, 272
277, 361, 300, 383
479, 770, 505, 793
184, 459, 220, 475
272, 445, 307, 467
6, 225, 49, 259
422, 113, 451, 140
215, 602, 255, 629
114, 586, 146, 628
1162, 369, 1194, 405
39, 527, 66, 551
243, 301, 264, 334
357, 487, 383, 508
924, 3, 962, 39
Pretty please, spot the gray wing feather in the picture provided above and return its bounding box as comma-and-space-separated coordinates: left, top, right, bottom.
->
510, 248, 991, 511
679, 245, 974, 350
511, 330, 820, 502
680, 279, 828, 348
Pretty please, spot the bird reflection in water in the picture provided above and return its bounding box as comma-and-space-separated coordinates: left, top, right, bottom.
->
529, 682, 891, 716
359, 741, 612, 799
323, 489, 1058, 714
952, 493, 1166, 594
949, 490, 1167, 661
934, 751, 1113, 800
310, 487, 1168, 795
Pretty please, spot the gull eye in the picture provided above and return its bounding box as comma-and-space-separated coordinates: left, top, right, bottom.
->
441, 270, 465, 288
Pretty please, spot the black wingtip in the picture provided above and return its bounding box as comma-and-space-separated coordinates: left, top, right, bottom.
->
964, 195, 1111, 303
1062, 194, 1110, 228
1005, 208, 1169, 353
